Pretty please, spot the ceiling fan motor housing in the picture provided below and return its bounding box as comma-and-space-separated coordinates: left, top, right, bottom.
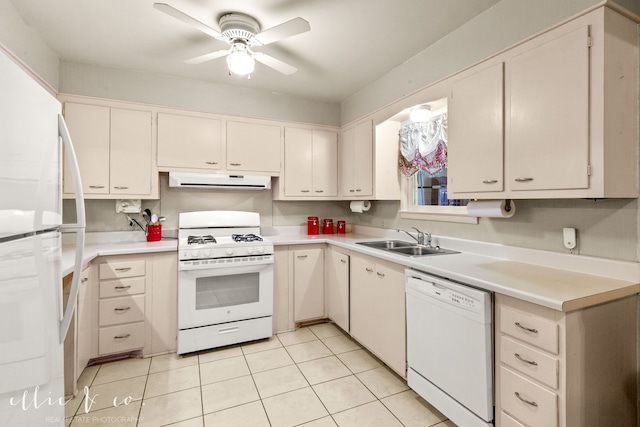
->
219, 13, 260, 43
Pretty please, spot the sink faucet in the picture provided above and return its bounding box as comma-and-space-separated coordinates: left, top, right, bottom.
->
397, 227, 431, 247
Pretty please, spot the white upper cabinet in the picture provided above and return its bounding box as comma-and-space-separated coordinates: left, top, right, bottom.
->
447, 7, 637, 199
63, 101, 155, 199
340, 121, 373, 197
283, 127, 337, 197
448, 63, 504, 194
508, 26, 589, 192
157, 112, 222, 171
226, 121, 281, 174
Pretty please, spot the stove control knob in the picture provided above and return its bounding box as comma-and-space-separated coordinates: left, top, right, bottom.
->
257, 247, 265, 254
202, 249, 211, 257
190, 249, 200, 258
247, 247, 254, 254
226, 248, 234, 256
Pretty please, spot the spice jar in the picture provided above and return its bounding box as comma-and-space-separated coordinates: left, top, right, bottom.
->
337, 220, 346, 234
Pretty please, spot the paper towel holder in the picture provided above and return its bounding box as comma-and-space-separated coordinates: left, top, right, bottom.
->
504, 199, 512, 212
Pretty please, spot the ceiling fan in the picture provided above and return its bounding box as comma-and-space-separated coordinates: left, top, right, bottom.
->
153, 3, 310, 76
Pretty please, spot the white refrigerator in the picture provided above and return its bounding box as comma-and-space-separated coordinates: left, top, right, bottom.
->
0, 47, 85, 426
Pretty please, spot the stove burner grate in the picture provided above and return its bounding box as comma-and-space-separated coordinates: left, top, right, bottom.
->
188, 235, 217, 245
232, 233, 263, 242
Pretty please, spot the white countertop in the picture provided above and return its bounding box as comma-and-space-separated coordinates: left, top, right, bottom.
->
62, 228, 640, 312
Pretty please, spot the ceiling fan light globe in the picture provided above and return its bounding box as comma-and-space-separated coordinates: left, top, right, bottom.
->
410, 105, 431, 122
227, 51, 255, 76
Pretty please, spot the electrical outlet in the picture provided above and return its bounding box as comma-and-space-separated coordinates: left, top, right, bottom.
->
563, 228, 577, 250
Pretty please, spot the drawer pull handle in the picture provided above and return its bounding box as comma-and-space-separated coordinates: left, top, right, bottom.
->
356, 189, 362, 192
114, 334, 131, 339
229, 162, 242, 166
514, 392, 538, 407
115, 267, 132, 272
300, 190, 311, 193
515, 353, 538, 366
205, 161, 218, 165
482, 179, 498, 184
376, 272, 385, 278
219, 326, 239, 334
349, 190, 355, 192
297, 255, 308, 259
315, 190, 324, 193
115, 285, 132, 290
515, 322, 538, 334
89, 185, 105, 189
114, 307, 131, 312
515, 177, 534, 182
113, 186, 128, 190
365, 268, 373, 273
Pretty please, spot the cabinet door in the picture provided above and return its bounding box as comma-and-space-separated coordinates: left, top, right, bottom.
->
293, 248, 324, 322
349, 256, 376, 347
157, 113, 222, 170
448, 63, 504, 193
312, 130, 338, 196
63, 103, 110, 194
509, 26, 589, 191
227, 121, 281, 173
76, 267, 93, 374
273, 247, 292, 333
326, 250, 349, 332
341, 121, 373, 196
284, 128, 313, 196
110, 108, 152, 195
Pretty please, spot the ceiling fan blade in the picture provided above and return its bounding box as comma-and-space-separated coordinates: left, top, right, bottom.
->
153, 3, 223, 39
254, 17, 310, 46
253, 52, 297, 75
185, 49, 230, 65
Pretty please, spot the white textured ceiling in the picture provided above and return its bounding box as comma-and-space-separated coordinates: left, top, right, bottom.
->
9, 0, 501, 103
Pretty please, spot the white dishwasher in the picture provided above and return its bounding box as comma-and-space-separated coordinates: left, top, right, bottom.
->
405, 269, 493, 427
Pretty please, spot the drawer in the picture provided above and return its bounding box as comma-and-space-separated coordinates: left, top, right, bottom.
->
99, 295, 145, 326
500, 366, 558, 427
99, 259, 145, 280
501, 411, 526, 427
100, 277, 145, 298
99, 322, 144, 355
500, 305, 558, 354
501, 335, 558, 389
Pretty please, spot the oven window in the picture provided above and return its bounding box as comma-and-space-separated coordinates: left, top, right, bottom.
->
195, 273, 259, 310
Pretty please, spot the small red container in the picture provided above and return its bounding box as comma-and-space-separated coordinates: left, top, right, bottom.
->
337, 221, 346, 234
307, 216, 319, 235
147, 224, 162, 242
323, 218, 334, 235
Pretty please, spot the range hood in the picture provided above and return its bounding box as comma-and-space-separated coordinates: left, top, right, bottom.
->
168, 172, 271, 190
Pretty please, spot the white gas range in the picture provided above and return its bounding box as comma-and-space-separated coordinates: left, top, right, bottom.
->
177, 211, 274, 354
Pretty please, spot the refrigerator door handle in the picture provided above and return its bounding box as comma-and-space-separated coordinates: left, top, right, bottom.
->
58, 114, 86, 343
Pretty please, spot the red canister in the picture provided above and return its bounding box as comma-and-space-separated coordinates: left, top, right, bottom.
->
307, 216, 319, 235
323, 218, 334, 234
337, 220, 346, 234
147, 224, 162, 242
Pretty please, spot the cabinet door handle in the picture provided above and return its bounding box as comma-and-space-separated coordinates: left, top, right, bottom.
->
356, 189, 362, 192
376, 272, 385, 278
297, 255, 308, 259
300, 190, 310, 193
229, 162, 242, 166
115, 267, 132, 272
514, 353, 538, 366
81, 277, 89, 283
115, 285, 132, 290
113, 186, 129, 190
89, 185, 105, 189
349, 189, 355, 193
340, 259, 347, 263
365, 267, 373, 273
515, 322, 538, 334
114, 334, 131, 339
514, 392, 538, 407
482, 179, 498, 184
315, 190, 324, 193
515, 177, 534, 182
114, 307, 131, 312
205, 161, 218, 165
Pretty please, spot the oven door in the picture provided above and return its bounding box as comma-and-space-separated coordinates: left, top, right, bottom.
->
178, 262, 273, 330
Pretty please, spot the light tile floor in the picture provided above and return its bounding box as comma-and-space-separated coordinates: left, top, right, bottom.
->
65, 323, 457, 427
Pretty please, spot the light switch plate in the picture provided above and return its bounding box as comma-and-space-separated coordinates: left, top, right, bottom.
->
563, 227, 577, 250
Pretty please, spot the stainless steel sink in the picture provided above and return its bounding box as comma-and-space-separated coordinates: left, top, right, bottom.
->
356, 240, 459, 257
357, 240, 415, 249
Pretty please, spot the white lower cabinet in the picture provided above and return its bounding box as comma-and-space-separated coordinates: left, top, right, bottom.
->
496, 293, 637, 427
350, 253, 406, 377
293, 247, 324, 322
325, 248, 349, 332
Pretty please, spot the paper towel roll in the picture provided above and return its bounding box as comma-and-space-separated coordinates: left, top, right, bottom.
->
466, 200, 515, 218
350, 200, 371, 213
